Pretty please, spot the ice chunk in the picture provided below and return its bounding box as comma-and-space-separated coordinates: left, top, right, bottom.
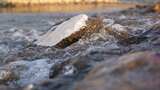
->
35, 14, 88, 47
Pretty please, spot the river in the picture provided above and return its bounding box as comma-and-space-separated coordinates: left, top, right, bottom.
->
0, 3, 159, 90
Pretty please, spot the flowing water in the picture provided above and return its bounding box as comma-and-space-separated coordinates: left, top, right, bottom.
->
0, 3, 159, 90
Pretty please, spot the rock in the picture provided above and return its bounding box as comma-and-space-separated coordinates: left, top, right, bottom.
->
37, 78, 74, 90
0, 69, 17, 84
102, 18, 138, 45
35, 14, 88, 47
104, 22, 148, 45
75, 51, 160, 90
49, 55, 93, 78
49, 45, 121, 79
105, 26, 129, 44
35, 14, 103, 48
55, 17, 103, 48
4, 59, 53, 86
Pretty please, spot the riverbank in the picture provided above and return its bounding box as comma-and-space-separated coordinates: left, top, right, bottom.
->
0, 3, 137, 13
0, 2, 15, 8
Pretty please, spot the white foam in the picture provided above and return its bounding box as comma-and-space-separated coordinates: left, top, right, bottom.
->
111, 24, 127, 32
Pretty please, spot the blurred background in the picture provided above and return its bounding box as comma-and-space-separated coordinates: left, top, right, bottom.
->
0, 0, 159, 32
0, 0, 159, 13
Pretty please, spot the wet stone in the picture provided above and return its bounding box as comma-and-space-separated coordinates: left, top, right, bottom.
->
37, 78, 74, 90
35, 14, 103, 48
2, 59, 53, 86
49, 54, 93, 79
55, 17, 103, 48
0, 69, 17, 84
75, 51, 160, 90
35, 14, 89, 48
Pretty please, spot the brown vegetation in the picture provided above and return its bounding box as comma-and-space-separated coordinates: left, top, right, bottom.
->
6, 0, 119, 5
154, 2, 160, 13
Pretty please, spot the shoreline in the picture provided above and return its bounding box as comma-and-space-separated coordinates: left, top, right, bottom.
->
0, 3, 138, 13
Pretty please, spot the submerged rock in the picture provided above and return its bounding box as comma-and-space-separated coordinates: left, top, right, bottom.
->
102, 18, 142, 45
49, 54, 93, 78
2, 59, 53, 86
0, 69, 17, 84
75, 51, 160, 90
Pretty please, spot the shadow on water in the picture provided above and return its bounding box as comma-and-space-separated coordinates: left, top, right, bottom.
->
0, 3, 137, 13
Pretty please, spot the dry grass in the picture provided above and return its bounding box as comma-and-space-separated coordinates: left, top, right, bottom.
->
154, 3, 160, 13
